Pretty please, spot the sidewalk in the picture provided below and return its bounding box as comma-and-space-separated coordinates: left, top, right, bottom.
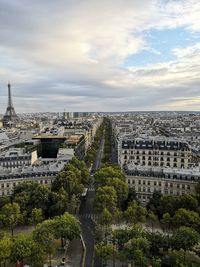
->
66, 238, 83, 267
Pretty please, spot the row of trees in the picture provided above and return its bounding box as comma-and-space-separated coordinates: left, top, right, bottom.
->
102, 118, 112, 164
95, 224, 200, 267
0, 157, 90, 232
0, 212, 80, 267
147, 185, 200, 232
93, 165, 200, 266
84, 122, 104, 167
93, 166, 129, 214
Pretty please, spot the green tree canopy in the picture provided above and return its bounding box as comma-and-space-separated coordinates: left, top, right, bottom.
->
29, 208, 43, 226
94, 166, 125, 186
12, 181, 50, 219
0, 234, 11, 265
53, 212, 80, 247
11, 234, 34, 263
93, 186, 117, 213
172, 208, 200, 229
0, 202, 21, 235
124, 201, 147, 224
171, 226, 200, 251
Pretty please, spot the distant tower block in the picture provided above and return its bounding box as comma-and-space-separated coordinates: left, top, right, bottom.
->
3, 82, 18, 126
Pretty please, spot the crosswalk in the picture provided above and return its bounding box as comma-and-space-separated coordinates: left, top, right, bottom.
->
79, 213, 99, 220
87, 187, 95, 192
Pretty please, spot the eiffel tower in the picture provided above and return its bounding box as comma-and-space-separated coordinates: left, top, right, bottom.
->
3, 82, 18, 126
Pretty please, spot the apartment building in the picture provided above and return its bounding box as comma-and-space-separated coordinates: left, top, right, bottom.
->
125, 164, 198, 204
119, 136, 192, 169
0, 149, 37, 169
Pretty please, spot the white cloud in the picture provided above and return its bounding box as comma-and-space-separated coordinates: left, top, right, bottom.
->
0, 0, 200, 112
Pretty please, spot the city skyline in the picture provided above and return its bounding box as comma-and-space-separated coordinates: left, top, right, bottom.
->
0, 0, 200, 112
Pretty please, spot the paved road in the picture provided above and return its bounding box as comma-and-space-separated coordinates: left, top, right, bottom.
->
79, 134, 105, 267
91, 133, 105, 173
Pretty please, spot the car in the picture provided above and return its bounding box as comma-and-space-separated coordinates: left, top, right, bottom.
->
81, 188, 88, 199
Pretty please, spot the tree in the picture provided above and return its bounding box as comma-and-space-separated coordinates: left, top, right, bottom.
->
171, 226, 200, 252
159, 195, 177, 217
0, 202, 21, 235
29, 208, 43, 226
70, 157, 91, 185
122, 187, 137, 210
0, 196, 10, 210
53, 212, 80, 247
172, 208, 200, 229
106, 178, 128, 204
12, 181, 50, 220
124, 201, 147, 224
195, 181, 200, 203
11, 234, 34, 264
99, 208, 113, 226
47, 188, 69, 217
94, 166, 125, 186
146, 191, 162, 217
0, 234, 11, 266
178, 194, 198, 212
95, 243, 114, 265
51, 170, 84, 200
148, 232, 170, 256
160, 212, 172, 233
33, 219, 55, 260
147, 211, 158, 232
124, 237, 150, 267
93, 186, 117, 213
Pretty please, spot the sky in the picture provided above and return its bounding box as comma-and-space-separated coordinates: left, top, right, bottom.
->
0, 0, 200, 113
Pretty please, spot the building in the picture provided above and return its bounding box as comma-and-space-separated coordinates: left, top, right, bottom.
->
124, 163, 198, 204
0, 148, 37, 169
119, 136, 192, 169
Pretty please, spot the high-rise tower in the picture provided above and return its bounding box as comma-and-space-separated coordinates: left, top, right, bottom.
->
3, 82, 18, 126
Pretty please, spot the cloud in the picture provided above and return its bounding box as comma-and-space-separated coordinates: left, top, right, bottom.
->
0, 0, 200, 112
